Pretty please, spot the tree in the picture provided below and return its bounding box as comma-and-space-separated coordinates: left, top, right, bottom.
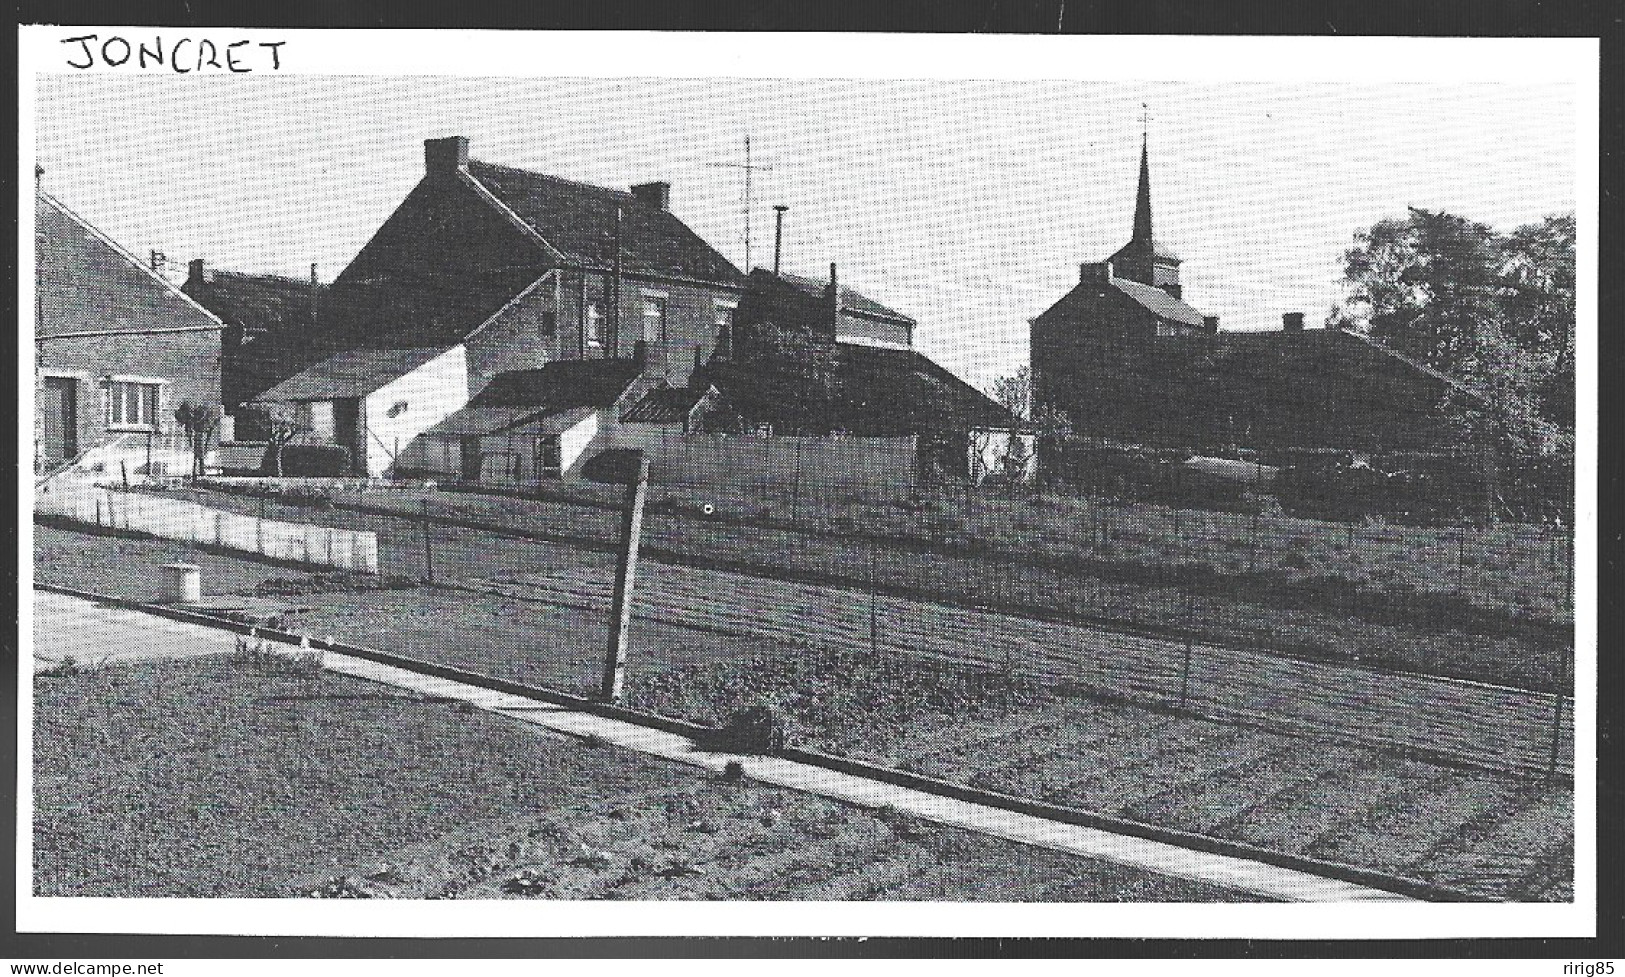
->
238, 402, 308, 476
173, 401, 222, 478
1330, 206, 1576, 453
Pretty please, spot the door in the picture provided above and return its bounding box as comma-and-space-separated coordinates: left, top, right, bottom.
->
460, 437, 483, 482
39, 377, 77, 465
537, 435, 563, 481
331, 398, 362, 474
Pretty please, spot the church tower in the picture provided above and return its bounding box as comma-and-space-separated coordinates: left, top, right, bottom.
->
1107, 134, 1183, 298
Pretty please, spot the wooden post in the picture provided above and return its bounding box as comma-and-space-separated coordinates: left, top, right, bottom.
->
421, 500, 435, 584
869, 539, 879, 657
146, 431, 154, 476
121, 460, 129, 489
1547, 690, 1566, 782
600, 452, 649, 702
1178, 635, 1194, 712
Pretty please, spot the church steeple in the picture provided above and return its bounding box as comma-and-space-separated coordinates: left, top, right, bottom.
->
1108, 120, 1182, 297
1132, 133, 1154, 247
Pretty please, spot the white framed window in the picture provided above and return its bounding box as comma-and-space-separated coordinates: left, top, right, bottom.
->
585, 302, 603, 347
303, 400, 336, 439
107, 379, 161, 428
643, 296, 668, 344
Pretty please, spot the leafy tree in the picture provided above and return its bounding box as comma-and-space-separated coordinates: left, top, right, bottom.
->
987, 364, 1073, 441
1330, 206, 1576, 454
173, 401, 222, 478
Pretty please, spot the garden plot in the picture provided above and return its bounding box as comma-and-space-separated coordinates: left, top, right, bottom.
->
32, 656, 1249, 902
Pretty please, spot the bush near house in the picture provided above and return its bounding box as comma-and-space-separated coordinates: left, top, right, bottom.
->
263, 444, 351, 478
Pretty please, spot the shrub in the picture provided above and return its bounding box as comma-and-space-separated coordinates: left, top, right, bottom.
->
264, 444, 351, 478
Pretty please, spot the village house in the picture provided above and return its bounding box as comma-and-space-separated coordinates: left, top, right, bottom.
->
181, 261, 326, 413
234, 135, 747, 476
34, 174, 226, 477
1030, 137, 1479, 458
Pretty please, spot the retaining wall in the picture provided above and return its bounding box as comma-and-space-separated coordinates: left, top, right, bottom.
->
34, 484, 378, 572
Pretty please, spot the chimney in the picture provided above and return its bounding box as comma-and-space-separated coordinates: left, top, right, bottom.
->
827, 262, 841, 334
424, 136, 469, 174
1080, 261, 1113, 287
187, 258, 212, 286
1283, 312, 1305, 333
630, 181, 670, 211
1203, 315, 1220, 333
309, 262, 321, 319
773, 205, 788, 276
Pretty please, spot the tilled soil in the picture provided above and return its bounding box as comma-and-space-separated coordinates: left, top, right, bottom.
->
32, 657, 1255, 902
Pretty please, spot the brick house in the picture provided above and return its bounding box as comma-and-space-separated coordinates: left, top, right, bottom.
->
242, 135, 747, 476
181, 262, 325, 412
34, 182, 225, 475
1031, 138, 1478, 456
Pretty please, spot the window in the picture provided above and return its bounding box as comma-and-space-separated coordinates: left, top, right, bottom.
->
585, 303, 603, 347
108, 380, 159, 428
714, 301, 736, 357
643, 297, 668, 344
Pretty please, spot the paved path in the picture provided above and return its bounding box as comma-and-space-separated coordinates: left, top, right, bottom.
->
29, 589, 1415, 903
31, 589, 241, 673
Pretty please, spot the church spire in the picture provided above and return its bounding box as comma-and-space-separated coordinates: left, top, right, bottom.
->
1132, 131, 1153, 246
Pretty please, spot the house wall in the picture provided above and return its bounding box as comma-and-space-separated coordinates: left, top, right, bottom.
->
37, 327, 222, 458
360, 346, 471, 476
465, 278, 559, 395
35, 194, 224, 464
836, 312, 912, 349
554, 268, 740, 387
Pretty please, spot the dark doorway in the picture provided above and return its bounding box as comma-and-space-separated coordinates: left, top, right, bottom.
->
332, 398, 362, 474
39, 376, 78, 466
460, 437, 482, 482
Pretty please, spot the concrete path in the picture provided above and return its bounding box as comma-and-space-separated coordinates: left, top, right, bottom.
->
32, 589, 241, 673
29, 589, 1416, 903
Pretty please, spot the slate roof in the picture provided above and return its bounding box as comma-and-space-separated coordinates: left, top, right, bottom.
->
35, 192, 225, 339
1110, 278, 1207, 326
320, 276, 534, 350
421, 405, 593, 439
185, 270, 320, 338
257, 346, 451, 401
466, 161, 745, 285
700, 344, 1024, 437
621, 384, 713, 424
756, 268, 915, 322
468, 360, 644, 412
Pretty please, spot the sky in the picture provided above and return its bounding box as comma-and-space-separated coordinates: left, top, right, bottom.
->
33, 74, 1577, 391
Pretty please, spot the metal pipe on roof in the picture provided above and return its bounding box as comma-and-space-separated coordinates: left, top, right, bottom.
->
773, 205, 788, 276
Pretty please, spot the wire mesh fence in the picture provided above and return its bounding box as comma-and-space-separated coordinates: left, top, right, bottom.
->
138, 465, 1576, 782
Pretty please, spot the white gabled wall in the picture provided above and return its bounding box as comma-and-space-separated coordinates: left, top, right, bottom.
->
361, 346, 471, 476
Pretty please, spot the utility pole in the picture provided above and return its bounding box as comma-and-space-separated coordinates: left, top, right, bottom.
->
708, 135, 774, 272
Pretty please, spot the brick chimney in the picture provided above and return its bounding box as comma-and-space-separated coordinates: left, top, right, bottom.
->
425, 136, 469, 174
187, 258, 212, 286
1203, 315, 1220, 333
630, 181, 670, 211
1080, 261, 1113, 287
1283, 312, 1305, 332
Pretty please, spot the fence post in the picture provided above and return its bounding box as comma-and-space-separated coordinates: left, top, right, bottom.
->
420, 500, 435, 584
1178, 635, 1194, 712
1546, 691, 1566, 782
869, 538, 880, 657
121, 461, 129, 490
600, 452, 649, 702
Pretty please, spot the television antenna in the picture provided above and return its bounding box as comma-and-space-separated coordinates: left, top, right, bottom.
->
707, 135, 774, 272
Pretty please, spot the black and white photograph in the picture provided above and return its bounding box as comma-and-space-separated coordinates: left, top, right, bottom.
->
15, 24, 1600, 953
